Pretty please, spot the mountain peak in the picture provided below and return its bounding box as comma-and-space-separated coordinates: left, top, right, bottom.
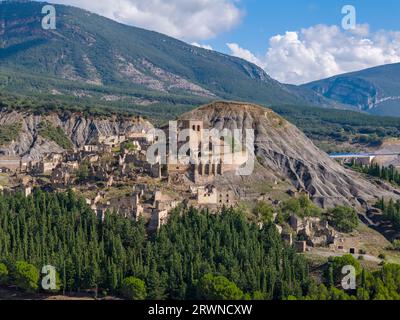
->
181, 101, 287, 127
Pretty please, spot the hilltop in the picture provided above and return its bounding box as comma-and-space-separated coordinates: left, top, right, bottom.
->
181, 101, 400, 208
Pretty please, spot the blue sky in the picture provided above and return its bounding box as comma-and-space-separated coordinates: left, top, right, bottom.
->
208, 0, 400, 54
45, 0, 400, 84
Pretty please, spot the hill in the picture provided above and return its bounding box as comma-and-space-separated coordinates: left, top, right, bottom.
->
180, 101, 400, 208
303, 63, 400, 116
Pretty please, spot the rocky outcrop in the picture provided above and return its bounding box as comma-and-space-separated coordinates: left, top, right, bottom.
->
0, 109, 153, 160
180, 101, 400, 208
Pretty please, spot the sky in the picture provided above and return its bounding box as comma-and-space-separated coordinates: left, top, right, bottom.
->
39, 0, 400, 84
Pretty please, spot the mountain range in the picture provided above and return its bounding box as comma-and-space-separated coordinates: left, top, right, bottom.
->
1, 1, 399, 119
0, 1, 344, 119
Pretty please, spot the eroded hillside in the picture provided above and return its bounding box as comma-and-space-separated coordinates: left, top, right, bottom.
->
181, 101, 400, 207
0, 109, 153, 160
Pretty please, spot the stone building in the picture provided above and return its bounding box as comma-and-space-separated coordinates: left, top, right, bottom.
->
148, 191, 181, 233
166, 119, 250, 185
0, 167, 11, 173
195, 185, 236, 208
197, 185, 218, 205
84, 145, 100, 153
121, 152, 162, 179
290, 215, 336, 247
32, 153, 63, 175
51, 168, 71, 186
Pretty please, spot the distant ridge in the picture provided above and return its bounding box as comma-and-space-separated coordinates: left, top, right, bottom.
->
303, 63, 400, 117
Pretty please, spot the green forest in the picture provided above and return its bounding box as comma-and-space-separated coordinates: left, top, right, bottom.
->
349, 163, 400, 186
1, 190, 400, 300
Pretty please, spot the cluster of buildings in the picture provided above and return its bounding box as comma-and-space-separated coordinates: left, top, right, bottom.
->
275, 215, 358, 254
0, 118, 366, 253
0, 120, 244, 232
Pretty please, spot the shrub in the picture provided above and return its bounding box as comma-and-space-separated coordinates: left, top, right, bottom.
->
197, 274, 244, 300
13, 261, 39, 293
252, 291, 265, 300
121, 277, 147, 300
282, 195, 321, 218
391, 240, 400, 251
253, 202, 274, 222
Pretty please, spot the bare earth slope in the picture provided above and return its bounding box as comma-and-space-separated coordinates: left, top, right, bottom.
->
181, 101, 400, 208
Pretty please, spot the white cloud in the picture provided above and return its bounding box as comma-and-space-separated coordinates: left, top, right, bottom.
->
226, 43, 262, 66
227, 24, 400, 85
191, 42, 213, 50
50, 0, 242, 41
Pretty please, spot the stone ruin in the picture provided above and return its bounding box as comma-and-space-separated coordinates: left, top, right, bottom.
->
289, 215, 336, 248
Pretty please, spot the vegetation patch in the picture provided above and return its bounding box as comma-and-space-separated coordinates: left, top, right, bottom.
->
327, 206, 359, 233
38, 121, 73, 150
0, 121, 21, 147
377, 199, 400, 232
0, 174, 9, 187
